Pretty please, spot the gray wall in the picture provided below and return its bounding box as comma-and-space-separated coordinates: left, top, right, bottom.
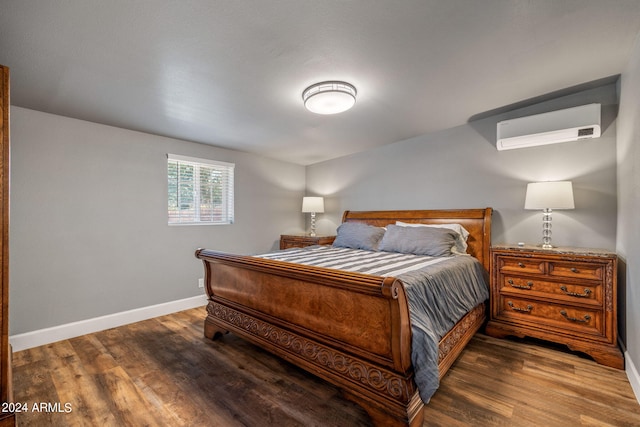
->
307, 84, 618, 253
9, 107, 306, 334
618, 33, 640, 382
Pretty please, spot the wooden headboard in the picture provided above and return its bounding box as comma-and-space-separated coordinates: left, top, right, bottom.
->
341, 208, 493, 273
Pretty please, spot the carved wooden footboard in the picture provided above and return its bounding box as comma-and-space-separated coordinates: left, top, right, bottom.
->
196, 208, 492, 426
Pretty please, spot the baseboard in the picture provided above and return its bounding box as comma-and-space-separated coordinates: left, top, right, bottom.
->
620, 340, 640, 405
625, 348, 640, 405
9, 294, 208, 352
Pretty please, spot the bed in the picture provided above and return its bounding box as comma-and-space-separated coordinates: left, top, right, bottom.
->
195, 208, 492, 426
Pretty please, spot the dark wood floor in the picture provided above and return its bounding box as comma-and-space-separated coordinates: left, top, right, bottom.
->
11, 306, 640, 426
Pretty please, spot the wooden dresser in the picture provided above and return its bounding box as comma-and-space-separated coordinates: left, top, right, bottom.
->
486, 244, 623, 369
279, 234, 335, 250
0, 65, 15, 426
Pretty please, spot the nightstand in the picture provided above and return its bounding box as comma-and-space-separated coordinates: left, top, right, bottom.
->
485, 244, 623, 369
280, 234, 336, 250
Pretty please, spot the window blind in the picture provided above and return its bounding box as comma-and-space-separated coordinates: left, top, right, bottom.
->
167, 154, 235, 225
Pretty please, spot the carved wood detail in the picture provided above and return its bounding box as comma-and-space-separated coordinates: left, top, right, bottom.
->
207, 301, 410, 401
605, 262, 614, 312
438, 303, 485, 364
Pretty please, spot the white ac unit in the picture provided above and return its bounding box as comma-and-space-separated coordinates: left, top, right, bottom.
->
496, 103, 601, 151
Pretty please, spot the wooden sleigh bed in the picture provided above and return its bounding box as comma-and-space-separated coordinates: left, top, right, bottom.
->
195, 208, 492, 426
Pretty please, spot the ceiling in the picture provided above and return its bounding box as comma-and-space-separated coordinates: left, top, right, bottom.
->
1, 1, 640, 165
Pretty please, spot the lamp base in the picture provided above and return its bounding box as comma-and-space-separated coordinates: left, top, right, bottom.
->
309, 212, 317, 237
541, 208, 553, 249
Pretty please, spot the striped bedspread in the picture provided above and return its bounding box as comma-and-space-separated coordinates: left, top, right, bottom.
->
259, 245, 451, 276
257, 245, 489, 403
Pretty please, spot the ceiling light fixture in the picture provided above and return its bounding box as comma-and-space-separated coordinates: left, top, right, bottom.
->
302, 81, 357, 115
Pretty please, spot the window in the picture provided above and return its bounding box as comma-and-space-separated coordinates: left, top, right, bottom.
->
167, 154, 234, 225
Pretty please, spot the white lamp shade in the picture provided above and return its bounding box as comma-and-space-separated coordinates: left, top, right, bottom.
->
524, 181, 575, 210
302, 197, 324, 213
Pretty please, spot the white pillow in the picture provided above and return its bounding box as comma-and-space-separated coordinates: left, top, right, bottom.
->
395, 221, 470, 255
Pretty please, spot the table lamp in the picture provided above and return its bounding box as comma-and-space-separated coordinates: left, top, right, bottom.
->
524, 181, 575, 249
302, 197, 324, 237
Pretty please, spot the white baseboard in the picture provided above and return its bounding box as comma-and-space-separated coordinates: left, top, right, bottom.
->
9, 294, 208, 352
625, 348, 640, 405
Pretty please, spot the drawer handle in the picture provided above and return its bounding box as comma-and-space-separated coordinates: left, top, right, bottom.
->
560, 310, 591, 323
508, 279, 533, 290
560, 286, 592, 298
518, 262, 525, 268
507, 301, 533, 313
570, 267, 579, 273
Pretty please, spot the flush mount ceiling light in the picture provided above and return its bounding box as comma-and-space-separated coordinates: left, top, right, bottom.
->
302, 81, 357, 115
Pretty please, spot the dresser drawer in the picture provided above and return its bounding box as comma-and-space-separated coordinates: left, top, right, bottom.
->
501, 276, 602, 304
548, 261, 604, 281
498, 257, 545, 275
498, 296, 603, 336
280, 235, 335, 250
281, 240, 314, 250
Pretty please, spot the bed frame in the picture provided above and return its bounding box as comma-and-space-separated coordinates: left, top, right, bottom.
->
196, 208, 492, 426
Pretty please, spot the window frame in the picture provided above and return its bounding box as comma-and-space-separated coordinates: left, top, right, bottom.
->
167, 154, 235, 226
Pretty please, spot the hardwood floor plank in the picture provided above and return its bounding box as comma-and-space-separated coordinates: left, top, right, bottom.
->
47, 341, 119, 427
69, 335, 118, 375
11, 361, 63, 427
438, 355, 545, 413
98, 366, 166, 427
101, 318, 239, 426
579, 414, 625, 427
11, 307, 640, 426
12, 344, 48, 368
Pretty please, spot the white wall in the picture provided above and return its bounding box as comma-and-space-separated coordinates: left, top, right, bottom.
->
9, 107, 306, 334
307, 84, 618, 252
617, 32, 640, 397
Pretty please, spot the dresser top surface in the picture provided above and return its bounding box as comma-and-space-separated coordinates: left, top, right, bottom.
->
280, 234, 335, 239
492, 244, 616, 258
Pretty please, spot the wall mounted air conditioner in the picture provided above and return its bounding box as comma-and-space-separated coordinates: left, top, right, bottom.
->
496, 103, 601, 151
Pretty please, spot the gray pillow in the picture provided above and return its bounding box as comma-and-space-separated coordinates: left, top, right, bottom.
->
378, 224, 456, 257
332, 222, 386, 251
